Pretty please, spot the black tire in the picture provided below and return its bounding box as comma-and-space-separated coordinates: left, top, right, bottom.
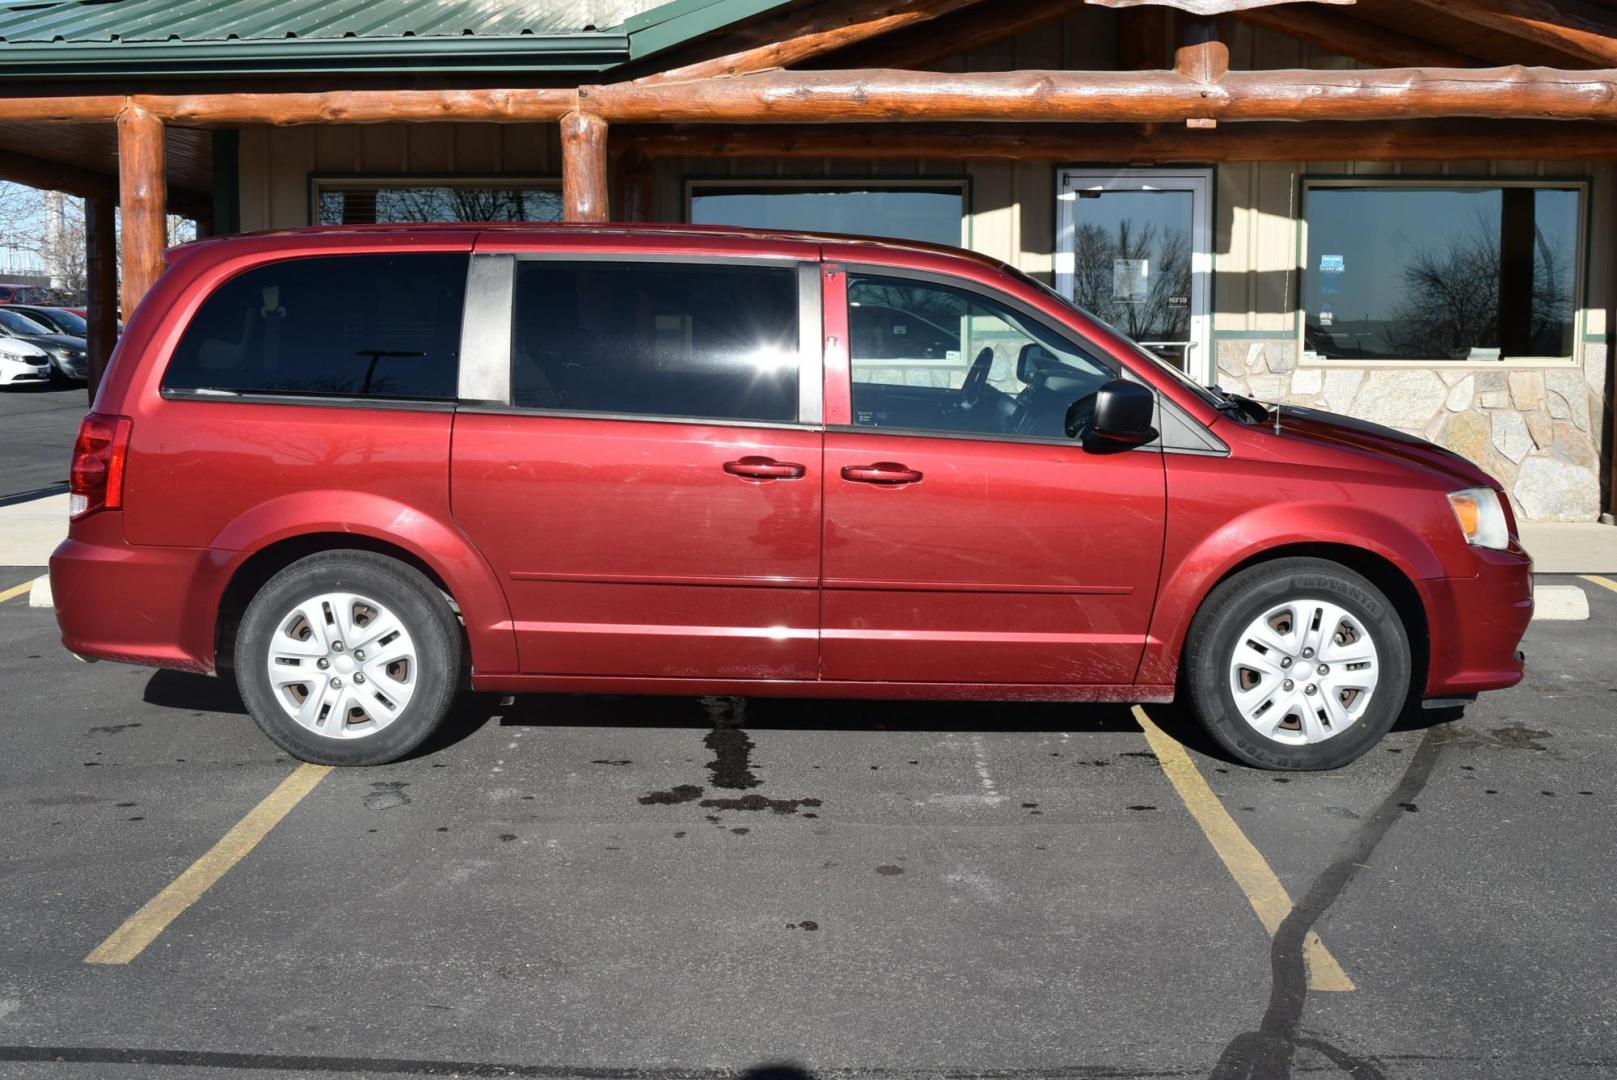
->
1183, 557, 1411, 771
235, 550, 463, 766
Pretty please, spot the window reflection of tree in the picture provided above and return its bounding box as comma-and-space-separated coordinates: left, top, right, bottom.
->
320, 187, 562, 225
1319, 207, 1576, 361
1071, 221, 1191, 342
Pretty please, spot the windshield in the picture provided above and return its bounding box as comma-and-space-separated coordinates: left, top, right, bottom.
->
35, 308, 86, 335
1001, 263, 1225, 410
0, 309, 50, 336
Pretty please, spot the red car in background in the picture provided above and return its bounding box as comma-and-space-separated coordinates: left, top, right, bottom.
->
50, 224, 1532, 770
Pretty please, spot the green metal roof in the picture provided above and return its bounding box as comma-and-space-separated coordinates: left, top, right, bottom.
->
0, 0, 790, 79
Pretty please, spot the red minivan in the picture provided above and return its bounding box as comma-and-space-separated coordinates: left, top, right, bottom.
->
50, 224, 1533, 770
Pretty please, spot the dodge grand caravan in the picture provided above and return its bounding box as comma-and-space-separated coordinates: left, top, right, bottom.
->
50, 224, 1533, 770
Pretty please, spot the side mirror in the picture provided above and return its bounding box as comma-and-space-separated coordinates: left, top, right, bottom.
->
1089, 379, 1157, 447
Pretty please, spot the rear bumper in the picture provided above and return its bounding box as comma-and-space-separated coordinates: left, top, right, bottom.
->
1419, 543, 1534, 697
49, 513, 221, 673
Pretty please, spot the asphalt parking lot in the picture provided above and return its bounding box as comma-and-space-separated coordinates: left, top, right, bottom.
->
0, 383, 83, 504
1, 564, 1614, 1080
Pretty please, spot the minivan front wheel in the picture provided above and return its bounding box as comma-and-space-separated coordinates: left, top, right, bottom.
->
236, 551, 463, 766
1183, 558, 1411, 771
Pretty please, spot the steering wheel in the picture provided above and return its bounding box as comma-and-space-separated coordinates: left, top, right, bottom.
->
1064, 391, 1099, 441
959, 347, 995, 410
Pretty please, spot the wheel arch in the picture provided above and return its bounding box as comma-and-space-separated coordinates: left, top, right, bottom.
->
1140, 534, 1432, 696
208, 512, 518, 677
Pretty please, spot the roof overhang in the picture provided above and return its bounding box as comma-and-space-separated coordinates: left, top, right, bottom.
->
0, 34, 632, 80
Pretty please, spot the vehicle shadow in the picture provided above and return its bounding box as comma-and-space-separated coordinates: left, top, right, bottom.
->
141, 668, 1171, 762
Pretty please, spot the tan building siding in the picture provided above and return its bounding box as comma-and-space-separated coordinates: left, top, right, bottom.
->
232, 13, 1612, 521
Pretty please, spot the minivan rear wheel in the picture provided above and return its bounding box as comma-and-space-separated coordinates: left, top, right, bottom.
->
236, 551, 463, 766
1183, 558, 1411, 771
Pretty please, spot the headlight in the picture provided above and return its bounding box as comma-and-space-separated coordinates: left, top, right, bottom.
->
1448, 487, 1510, 550
0, 349, 35, 362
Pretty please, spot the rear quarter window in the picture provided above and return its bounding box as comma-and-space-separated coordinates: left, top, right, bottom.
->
163, 252, 468, 401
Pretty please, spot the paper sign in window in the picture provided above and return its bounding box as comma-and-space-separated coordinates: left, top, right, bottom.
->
1113, 258, 1149, 303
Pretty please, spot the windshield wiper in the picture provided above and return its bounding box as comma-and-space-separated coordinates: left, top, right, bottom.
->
1207, 383, 1271, 423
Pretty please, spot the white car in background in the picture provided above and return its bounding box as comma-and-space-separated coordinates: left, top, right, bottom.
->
0, 334, 52, 388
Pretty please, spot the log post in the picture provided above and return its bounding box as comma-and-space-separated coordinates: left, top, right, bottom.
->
1174, 16, 1228, 83
117, 102, 167, 319
84, 196, 117, 403
561, 110, 610, 223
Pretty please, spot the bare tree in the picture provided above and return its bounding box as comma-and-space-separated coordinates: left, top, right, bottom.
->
1070, 220, 1191, 343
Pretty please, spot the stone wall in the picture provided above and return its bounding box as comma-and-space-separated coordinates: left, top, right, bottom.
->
1214, 339, 1608, 522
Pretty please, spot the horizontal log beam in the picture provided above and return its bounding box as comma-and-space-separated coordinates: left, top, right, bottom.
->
642, 0, 987, 83
582, 65, 1617, 124
0, 148, 211, 218
0, 66, 1612, 128
621, 119, 1617, 161
0, 90, 576, 127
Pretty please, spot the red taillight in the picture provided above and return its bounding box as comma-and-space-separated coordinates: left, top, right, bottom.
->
69, 413, 132, 520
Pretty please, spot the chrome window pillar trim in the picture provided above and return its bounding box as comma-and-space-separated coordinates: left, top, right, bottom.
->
797, 262, 824, 426
458, 253, 514, 405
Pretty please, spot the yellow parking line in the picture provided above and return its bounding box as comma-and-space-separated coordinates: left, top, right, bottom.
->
1133, 706, 1356, 993
1581, 574, 1617, 595
85, 763, 332, 965
0, 581, 34, 604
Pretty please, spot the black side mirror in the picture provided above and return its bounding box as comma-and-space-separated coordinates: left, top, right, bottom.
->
1089, 379, 1157, 447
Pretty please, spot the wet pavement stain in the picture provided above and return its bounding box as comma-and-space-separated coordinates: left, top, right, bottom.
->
1399, 802, 1420, 812
701, 696, 761, 790
363, 782, 411, 810
787, 921, 819, 931
87, 723, 142, 735
875, 865, 904, 876
730, 827, 749, 835
699, 794, 822, 815
590, 759, 631, 766
638, 785, 704, 806
1430, 722, 1552, 751
498, 834, 517, 842
1126, 805, 1157, 811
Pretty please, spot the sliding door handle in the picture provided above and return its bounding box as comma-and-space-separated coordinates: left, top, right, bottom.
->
841, 462, 923, 485
724, 456, 806, 481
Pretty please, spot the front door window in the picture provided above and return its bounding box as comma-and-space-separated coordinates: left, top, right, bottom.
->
1056, 169, 1212, 383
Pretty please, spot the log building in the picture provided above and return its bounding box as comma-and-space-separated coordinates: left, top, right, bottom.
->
1, 0, 1613, 520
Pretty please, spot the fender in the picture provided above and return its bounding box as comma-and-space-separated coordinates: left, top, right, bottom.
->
204, 489, 520, 674
1136, 501, 1444, 688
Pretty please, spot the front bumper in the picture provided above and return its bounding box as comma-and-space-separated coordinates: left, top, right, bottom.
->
0, 356, 50, 385
1419, 542, 1534, 697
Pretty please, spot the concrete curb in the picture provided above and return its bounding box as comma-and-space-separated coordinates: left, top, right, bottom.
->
1532, 584, 1590, 621
27, 573, 52, 609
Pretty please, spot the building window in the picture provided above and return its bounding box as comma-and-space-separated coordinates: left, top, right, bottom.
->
688, 181, 965, 247
312, 177, 561, 225
1301, 181, 1584, 363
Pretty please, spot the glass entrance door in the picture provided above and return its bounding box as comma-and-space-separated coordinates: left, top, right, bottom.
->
1055, 169, 1213, 384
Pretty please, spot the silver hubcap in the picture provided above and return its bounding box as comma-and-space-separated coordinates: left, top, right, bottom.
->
266, 592, 417, 740
1228, 598, 1380, 745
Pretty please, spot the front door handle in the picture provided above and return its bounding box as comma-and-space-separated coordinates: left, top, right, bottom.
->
724, 456, 806, 481
841, 462, 923, 485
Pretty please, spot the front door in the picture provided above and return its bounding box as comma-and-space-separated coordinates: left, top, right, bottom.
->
820, 268, 1166, 686
452, 255, 823, 680
1056, 168, 1213, 384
